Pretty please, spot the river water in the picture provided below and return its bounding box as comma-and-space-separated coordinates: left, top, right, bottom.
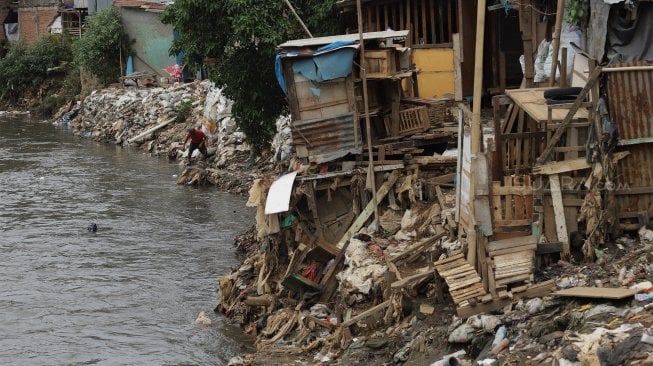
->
0, 116, 254, 365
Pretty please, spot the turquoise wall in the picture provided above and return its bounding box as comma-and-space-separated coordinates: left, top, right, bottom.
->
121, 8, 175, 77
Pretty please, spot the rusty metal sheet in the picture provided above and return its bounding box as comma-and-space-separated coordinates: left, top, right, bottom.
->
606, 61, 653, 219
292, 113, 361, 164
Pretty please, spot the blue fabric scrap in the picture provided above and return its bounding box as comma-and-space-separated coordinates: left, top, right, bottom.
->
275, 40, 357, 95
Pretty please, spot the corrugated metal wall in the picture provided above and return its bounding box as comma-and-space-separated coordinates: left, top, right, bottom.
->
607, 61, 653, 221
292, 113, 362, 164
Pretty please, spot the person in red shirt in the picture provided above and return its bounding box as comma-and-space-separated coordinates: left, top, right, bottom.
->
183, 127, 208, 165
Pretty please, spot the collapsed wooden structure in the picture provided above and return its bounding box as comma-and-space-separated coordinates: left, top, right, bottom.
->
221, 3, 653, 350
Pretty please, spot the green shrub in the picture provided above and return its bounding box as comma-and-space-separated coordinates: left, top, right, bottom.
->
175, 99, 193, 124
73, 7, 132, 85
0, 36, 72, 100
41, 93, 66, 115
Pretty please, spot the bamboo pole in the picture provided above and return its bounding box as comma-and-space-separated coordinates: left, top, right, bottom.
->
548, 0, 565, 86
282, 0, 313, 38
356, 0, 379, 229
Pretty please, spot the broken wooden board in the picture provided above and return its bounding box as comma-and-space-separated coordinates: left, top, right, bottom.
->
340, 300, 391, 327
390, 267, 434, 289
434, 254, 486, 304
337, 171, 399, 248
456, 280, 555, 318
487, 235, 537, 253
533, 151, 630, 175
389, 232, 446, 264
412, 156, 458, 165
554, 287, 637, 300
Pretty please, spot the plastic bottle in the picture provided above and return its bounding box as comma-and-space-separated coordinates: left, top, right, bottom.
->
492, 325, 507, 346
490, 339, 509, 355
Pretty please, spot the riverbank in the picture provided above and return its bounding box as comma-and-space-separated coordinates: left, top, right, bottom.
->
61, 80, 289, 195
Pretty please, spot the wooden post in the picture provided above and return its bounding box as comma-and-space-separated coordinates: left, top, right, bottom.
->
455, 108, 464, 223
519, 0, 535, 87
357, 0, 379, 229
469, 0, 487, 268
548, 0, 565, 87
560, 47, 568, 87
453, 33, 463, 101
549, 174, 570, 258
471, 0, 486, 155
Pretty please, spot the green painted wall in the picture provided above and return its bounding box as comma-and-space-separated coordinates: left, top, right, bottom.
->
121, 8, 175, 77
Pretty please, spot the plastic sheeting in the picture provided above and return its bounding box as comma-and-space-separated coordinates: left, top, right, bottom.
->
606, 2, 653, 63
264, 172, 298, 214
275, 41, 357, 94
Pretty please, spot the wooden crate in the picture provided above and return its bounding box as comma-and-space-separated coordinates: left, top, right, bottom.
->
486, 236, 536, 288
364, 49, 396, 78
402, 97, 455, 127
384, 106, 430, 136
491, 175, 533, 240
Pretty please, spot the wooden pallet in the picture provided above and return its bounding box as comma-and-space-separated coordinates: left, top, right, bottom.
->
434, 254, 486, 305
385, 106, 430, 137
491, 175, 533, 240
486, 236, 536, 288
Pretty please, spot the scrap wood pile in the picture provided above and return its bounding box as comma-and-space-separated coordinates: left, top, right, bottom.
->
214, 144, 470, 360
212, 124, 569, 364
442, 231, 653, 366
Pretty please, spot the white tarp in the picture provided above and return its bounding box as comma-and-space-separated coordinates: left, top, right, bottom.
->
264, 171, 297, 214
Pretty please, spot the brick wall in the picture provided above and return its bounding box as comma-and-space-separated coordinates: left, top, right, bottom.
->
18, 6, 59, 45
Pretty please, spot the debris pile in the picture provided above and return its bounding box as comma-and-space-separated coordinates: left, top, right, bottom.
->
66, 81, 283, 193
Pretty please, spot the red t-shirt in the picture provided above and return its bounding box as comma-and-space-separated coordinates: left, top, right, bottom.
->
186, 129, 206, 144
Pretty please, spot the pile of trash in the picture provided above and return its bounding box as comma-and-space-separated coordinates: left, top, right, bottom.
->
219, 230, 653, 365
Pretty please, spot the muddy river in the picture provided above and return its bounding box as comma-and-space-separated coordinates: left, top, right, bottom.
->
0, 116, 254, 365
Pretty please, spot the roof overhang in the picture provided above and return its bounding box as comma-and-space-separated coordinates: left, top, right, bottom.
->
278, 30, 409, 49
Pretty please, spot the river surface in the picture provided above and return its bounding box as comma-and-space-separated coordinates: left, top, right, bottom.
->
0, 115, 254, 365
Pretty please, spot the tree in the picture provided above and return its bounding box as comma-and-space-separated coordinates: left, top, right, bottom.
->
73, 7, 132, 85
161, 0, 339, 156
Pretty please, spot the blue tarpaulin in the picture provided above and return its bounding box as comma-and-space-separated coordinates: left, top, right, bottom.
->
275, 41, 357, 95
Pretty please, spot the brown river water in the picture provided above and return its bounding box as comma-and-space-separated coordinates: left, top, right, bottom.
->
0, 115, 254, 365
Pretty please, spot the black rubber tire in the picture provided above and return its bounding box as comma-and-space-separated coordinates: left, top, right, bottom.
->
546, 94, 584, 105
543, 87, 583, 99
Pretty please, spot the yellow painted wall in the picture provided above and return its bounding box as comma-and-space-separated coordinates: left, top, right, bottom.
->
412, 48, 455, 99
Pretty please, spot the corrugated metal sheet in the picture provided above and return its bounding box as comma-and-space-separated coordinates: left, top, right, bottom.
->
279, 30, 409, 49
607, 61, 653, 219
292, 113, 362, 164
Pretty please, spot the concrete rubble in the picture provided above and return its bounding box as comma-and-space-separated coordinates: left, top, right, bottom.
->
62, 81, 282, 194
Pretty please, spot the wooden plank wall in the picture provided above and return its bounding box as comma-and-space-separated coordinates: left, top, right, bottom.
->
364, 0, 458, 45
